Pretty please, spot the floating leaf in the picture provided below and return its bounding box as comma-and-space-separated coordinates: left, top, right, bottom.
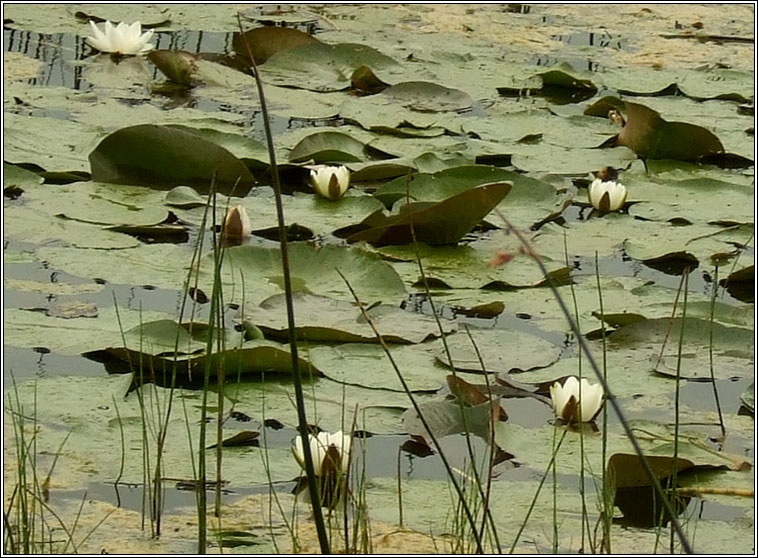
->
262, 42, 400, 92
436, 328, 562, 374
208, 431, 260, 449
498, 68, 598, 104
89, 125, 256, 195
213, 243, 407, 306
250, 292, 455, 344
380, 81, 473, 112
308, 342, 446, 392
374, 165, 571, 229
343, 182, 512, 246
234, 26, 320, 65
351, 65, 391, 95
104, 333, 321, 387
613, 100, 725, 161
289, 131, 368, 163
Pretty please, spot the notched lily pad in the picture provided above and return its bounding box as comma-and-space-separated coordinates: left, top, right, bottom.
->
262, 42, 400, 92
89, 125, 256, 195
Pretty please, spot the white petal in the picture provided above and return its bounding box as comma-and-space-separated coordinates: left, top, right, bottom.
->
607, 182, 627, 211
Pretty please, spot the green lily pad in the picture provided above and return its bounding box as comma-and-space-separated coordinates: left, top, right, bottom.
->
104, 320, 321, 384
608, 316, 754, 381
288, 131, 369, 163
344, 181, 512, 246
498, 68, 598, 105
375, 233, 571, 290
436, 328, 562, 374
234, 26, 320, 65
261, 42, 400, 92
212, 243, 407, 307
307, 342, 447, 392
5, 112, 106, 173
148, 49, 197, 86
379, 81, 473, 112
89, 124, 257, 195
250, 292, 455, 344
374, 165, 572, 230
614, 100, 725, 161
628, 178, 754, 225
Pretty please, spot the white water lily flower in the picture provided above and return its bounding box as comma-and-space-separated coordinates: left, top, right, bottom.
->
309, 165, 350, 201
223, 205, 251, 238
86, 20, 155, 56
550, 376, 604, 423
293, 430, 352, 476
588, 178, 627, 212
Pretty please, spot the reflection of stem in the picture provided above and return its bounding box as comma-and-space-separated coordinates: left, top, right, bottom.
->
494, 209, 694, 554
654, 270, 687, 371
708, 266, 726, 439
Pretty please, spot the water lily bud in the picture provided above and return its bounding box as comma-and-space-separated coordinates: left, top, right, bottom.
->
292, 430, 352, 476
550, 376, 604, 423
223, 205, 251, 238
588, 176, 627, 212
86, 20, 155, 56
309, 166, 350, 201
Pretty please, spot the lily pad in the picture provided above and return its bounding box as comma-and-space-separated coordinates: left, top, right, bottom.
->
343, 181, 512, 246
612, 100, 725, 161
89, 124, 256, 195
233, 26, 320, 65
213, 243, 407, 307
288, 131, 370, 163
608, 317, 754, 381
498, 68, 598, 105
627, 177, 754, 225
379, 81, 473, 112
307, 342, 447, 392
374, 165, 572, 229
436, 327, 562, 374
261, 42, 400, 92
103, 320, 322, 385
248, 292, 455, 344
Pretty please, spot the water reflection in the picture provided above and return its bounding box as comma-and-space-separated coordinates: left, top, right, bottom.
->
3, 27, 236, 90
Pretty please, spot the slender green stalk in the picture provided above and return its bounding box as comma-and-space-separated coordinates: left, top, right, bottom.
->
594, 252, 612, 554
404, 176, 497, 552
669, 269, 689, 553
510, 429, 568, 552
236, 14, 330, 553
336, 269, 484, 553
562, 231, 590, 551
494, 209, 694, 554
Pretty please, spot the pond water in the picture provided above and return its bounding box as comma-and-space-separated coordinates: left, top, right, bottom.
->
3, 3, 754, 555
